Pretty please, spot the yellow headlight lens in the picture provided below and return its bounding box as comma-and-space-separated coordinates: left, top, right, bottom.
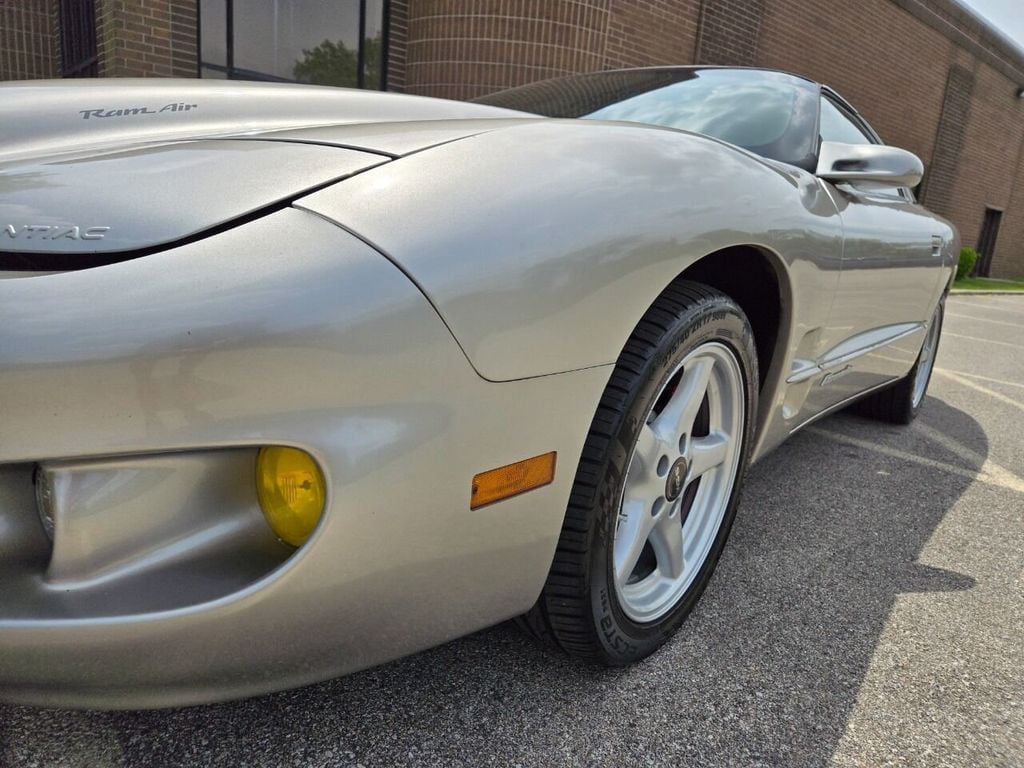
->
256, 446, 326, 547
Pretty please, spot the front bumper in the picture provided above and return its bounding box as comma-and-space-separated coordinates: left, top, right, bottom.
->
0, 208, 609, 708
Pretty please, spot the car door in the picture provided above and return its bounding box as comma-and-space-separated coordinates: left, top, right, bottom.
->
812, 92, 947, 407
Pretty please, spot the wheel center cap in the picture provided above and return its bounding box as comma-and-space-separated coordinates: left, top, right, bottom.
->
665, 457, 689, 501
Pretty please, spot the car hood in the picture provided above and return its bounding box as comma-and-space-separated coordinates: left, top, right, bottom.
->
1, 79, 528, 163
1, 80, 531, 261
0, 140, 393, 259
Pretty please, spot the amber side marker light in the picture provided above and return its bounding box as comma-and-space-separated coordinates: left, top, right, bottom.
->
257, 446, 326, 547
471, 452, 557, 510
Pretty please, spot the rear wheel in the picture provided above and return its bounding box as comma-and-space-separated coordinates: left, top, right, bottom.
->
519, 281, 757, 664
855, 299, 944, 425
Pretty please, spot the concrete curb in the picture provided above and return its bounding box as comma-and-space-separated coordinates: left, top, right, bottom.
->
950, 290, 1024, 296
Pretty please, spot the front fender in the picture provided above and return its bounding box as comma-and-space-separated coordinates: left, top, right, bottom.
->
296, 120, 841, 381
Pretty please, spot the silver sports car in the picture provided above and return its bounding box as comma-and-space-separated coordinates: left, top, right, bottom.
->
0, 67, 955, 708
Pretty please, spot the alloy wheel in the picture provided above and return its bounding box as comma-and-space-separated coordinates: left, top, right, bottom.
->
613, 341, 745, 624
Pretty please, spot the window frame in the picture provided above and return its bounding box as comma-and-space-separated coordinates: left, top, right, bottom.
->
197, 0, 390, 89
819, 87, 883, 145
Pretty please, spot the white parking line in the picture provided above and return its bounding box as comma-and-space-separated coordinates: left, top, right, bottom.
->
948, 299, 1024, 317
913, 422, 1024, 494
943, 332, 1024, 350
935, 367, 1024, 391
808, 428, 1024, 494
946, 312, 1023, 329
989, 296, 1024, 307
934, 369, 1024, 414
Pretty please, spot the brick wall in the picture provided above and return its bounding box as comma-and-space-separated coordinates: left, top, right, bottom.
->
95, 0, 195, 77
401, 0, 613, 101
603, 1, 700, 69
1, 0, 59, 79
997, 138, 1024, 277
399, 1, 702, 100
954, 60, 1024, 276
695, 0, 765, 66
918, 64, 975, 218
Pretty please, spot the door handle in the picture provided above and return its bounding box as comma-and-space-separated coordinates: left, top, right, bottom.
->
931, 235, 943, 257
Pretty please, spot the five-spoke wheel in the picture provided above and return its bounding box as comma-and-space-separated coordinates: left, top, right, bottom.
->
518, 282, 757, 664
615, 343, 744, 623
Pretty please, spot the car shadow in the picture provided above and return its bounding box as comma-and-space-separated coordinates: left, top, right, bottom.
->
0, 396, 984, 768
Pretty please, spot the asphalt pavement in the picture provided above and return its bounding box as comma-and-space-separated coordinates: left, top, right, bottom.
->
1, 295, 1021, 768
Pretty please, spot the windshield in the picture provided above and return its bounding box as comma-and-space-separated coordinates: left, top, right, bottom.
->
475, 68, 821, 171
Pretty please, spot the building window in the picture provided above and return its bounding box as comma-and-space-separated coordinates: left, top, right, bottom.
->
59, 0, 98, 77
199, 0, 387, 89
974, 207, 1003, 277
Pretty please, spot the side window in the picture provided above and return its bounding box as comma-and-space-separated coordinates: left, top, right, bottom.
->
819, 97, 873, 145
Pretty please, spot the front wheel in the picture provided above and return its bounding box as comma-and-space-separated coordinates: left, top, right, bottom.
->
519, 281, 757, 665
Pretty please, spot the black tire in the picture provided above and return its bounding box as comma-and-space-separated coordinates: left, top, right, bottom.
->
519, 281, 758, 665
854, 299, 945, 425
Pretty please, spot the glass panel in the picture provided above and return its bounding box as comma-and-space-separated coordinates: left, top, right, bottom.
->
566, 70, 818, 167
477, 69, 821, 168
586, 74, 798, 149
200, 0, 226, 68
200, 0, 384, 88
819, 98, 872, 145
235, 0, 361, 86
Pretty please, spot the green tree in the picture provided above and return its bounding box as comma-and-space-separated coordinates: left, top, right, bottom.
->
293, 36, 382, 88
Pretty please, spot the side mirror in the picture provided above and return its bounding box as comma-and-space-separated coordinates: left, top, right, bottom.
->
816, 141, 924, 188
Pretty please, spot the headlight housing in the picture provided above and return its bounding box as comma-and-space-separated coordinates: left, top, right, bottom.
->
256, 447, 326, 547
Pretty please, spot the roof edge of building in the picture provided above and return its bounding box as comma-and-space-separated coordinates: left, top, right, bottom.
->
897, 0, 1024, 84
